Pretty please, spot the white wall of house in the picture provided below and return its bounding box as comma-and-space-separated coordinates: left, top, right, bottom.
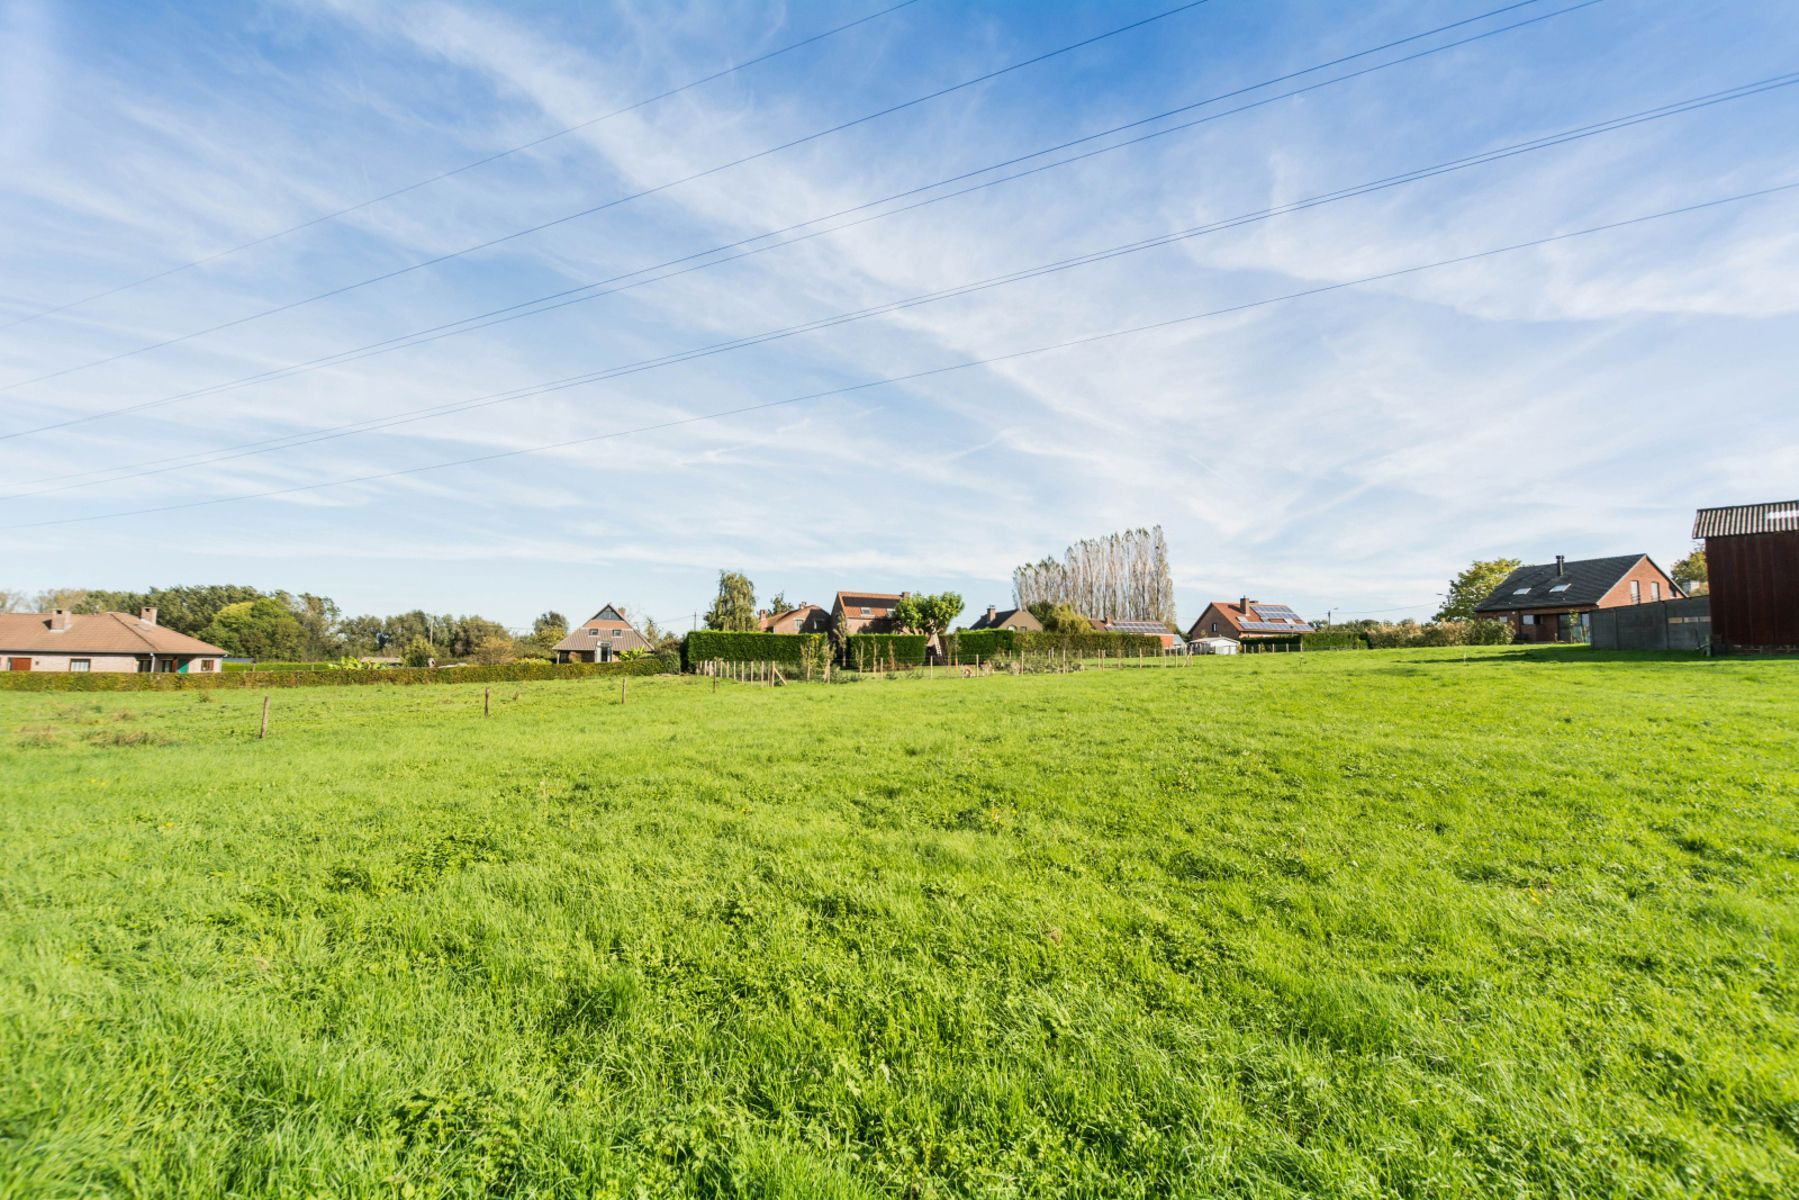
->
2, 653, 224, 674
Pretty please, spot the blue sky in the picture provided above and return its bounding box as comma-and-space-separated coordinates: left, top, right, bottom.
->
2, 0, 1796, 632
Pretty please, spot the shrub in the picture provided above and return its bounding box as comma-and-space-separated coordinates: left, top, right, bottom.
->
846, 633, 928, 669
1016, 630, 1164, 657
1301, 629, 1365, 650
685, 631, 827, 668
942, 629, 1019, 661
0, 658, 667, 693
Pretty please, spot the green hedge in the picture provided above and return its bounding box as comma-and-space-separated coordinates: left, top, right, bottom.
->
845, 633, 928, 669
1016, 630, 1165, 656
1301, 630, 1365, 650
942, 629, 1019, 661
0, 658, 666, 693
684, 631, 826, 667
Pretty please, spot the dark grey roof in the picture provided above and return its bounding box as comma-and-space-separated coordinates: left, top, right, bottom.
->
1693, 500, 1799, 539
968, 607, 1030, 630
1104, 619, 1173, 636
1473, 555, 1646, 613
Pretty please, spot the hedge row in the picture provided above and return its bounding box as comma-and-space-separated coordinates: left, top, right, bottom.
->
941, 629, 1017, 660
846, 633, 929, 668
685, 631, 827, 666
0, 658, 667, 692
1016, 630, 1166, 656
1300, 630, 1364, 650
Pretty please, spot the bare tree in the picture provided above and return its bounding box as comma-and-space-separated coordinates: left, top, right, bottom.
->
1012, 527, 1175, 624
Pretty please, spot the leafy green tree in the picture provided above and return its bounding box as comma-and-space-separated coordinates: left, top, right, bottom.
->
704, 571, 758, 631
290, 592, 343, 659
471, 633, 519, 665
1027, 601, 1091, 633
525, 611, 568, 658
763, 592, 788, 617
894, 591, 964, 645
401, 637, 436, 668
1672, 547, 1708, 595
1435, 558, 1522, 622
200, 598, 306, 661
336, 614, 387, 655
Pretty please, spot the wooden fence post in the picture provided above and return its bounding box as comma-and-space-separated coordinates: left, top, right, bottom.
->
259, 694, 269, 739
621, 679, 628, 705
484, 687, 490, 718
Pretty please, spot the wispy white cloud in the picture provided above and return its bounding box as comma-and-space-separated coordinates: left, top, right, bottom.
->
3, 0, 1796, 625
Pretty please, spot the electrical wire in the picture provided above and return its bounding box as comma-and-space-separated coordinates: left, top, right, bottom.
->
12, 180, 1793, 531
0, 0, 925, 331
7, 70, 1787, 499
0, 0, 1601, 445
0, 0, 1216, 391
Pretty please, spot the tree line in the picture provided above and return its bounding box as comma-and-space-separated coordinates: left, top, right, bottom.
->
0, 586, 573, 665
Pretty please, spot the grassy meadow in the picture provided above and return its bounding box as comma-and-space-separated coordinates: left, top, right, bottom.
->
1, 647, 1796, 1197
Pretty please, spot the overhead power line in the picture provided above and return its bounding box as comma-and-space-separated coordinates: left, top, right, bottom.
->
0, 0, 1216, 391
6, 70, 1787, 500
0, 0, 925, 331
0, 0, 1599, 444
13, 180, 1794, 531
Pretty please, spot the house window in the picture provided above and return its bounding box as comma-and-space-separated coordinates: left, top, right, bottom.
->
861, 607, 871, 617
1549, 583, 1570, 593
611, 629, 622, 638
1513, 587, 1531, 595
1630, 580, 1641, 603
70, 659, 91, 672
1210, 621, 1218, 633
1651, 582, 1661, 602
199, 659, 214, 672
1522, 614, 1536, 626
588, 628, 599, 635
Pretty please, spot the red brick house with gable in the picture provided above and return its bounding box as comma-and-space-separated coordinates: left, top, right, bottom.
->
1184, 598, 1314, 645
832, 591, 907, 636
758, 603, 831, 634
1473, 554, 1680, 644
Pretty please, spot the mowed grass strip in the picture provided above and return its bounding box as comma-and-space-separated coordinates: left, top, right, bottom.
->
1, 648, 1795, 1198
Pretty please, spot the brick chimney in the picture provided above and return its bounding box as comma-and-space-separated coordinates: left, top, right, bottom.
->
1240, 596, 1252, 616
140, 606, 158, 625
52, 608, 72, 630
986, 605, 997, 622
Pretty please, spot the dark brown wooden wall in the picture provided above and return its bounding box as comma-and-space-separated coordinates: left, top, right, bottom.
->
1707, 531, 1799, 649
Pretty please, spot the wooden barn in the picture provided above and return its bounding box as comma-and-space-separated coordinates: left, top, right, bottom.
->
1692, 499, 1799, 652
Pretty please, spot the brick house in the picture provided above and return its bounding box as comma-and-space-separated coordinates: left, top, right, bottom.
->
1473, 554, 1680, 643
552, 605, 651, 663
967, 605, 1042, 632
832, 591, 908, 636
0, 608, 227, 674
1184, 598, 1314, 644
758, 602, 831, 634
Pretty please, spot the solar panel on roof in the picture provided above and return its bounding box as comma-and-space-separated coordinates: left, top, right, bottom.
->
1253, 604, 1299, 620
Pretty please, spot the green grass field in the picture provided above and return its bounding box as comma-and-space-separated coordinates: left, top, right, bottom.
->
2, 648, 1795, 1197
